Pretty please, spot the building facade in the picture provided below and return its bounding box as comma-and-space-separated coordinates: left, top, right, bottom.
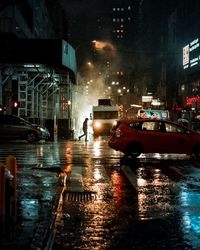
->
0, 0, 77, 139
167, 0, 200, 124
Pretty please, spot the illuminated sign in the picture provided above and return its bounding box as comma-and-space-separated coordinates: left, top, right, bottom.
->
142, 96, 153, 102
183, 38, 200, 69
186, 96, 200, 105
137, 109, 169, 120
151, 99, 161, 106
183, 45, 189, 67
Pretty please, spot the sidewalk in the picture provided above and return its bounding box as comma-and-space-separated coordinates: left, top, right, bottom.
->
0, 164, 64, 250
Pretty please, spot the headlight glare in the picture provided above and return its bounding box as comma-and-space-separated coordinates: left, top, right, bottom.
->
94, 121, 101, 129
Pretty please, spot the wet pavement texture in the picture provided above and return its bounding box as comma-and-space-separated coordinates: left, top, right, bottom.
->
0, 140, 200, 249
52, 166, 197, 250
0, 163, 62, 250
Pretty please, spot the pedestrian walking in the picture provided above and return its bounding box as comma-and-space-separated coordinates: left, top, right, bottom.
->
79, 118, 89, 141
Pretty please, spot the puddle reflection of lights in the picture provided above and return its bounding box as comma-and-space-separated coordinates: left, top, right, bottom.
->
154, 153, 162, 159
111, 171, 122, 203
152, 169, 162, 185
137, 177, 147, 187
181, 190, 200, 235
36, 146, 44, 157
111, 172, 120, 185
137, 167, 171, 219
93, 141, 101, 157
112, 150, 121, 156
94, 168, 102, 181
137, 168, 147, 187
65, 147, 72, 154
65, 147, 73, 162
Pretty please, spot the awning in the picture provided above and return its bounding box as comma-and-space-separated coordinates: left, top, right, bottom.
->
0, 38, 77, 83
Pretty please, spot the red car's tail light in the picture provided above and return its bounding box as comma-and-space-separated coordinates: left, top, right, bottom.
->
114, 128, 121, 138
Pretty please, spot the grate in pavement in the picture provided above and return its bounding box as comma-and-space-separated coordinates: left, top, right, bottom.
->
63, 190, 97, 202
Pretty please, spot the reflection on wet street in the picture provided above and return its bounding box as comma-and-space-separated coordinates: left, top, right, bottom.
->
0, 140, 200, 249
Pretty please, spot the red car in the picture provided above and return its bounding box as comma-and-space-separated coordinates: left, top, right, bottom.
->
108, 118, 200, 159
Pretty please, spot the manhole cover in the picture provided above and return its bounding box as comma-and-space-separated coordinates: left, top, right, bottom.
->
63, 190, 97, 202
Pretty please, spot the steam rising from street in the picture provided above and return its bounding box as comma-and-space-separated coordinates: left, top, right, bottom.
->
73, 75, 107, 139
72, 40, 120, 139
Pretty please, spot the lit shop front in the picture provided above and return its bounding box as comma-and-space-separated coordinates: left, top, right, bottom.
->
181, 38, 200, 114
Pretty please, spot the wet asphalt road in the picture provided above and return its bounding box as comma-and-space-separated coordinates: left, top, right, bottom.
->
0, 138, 200, 249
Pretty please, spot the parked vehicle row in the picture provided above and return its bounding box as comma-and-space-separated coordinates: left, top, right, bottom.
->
0, 114, 50, 143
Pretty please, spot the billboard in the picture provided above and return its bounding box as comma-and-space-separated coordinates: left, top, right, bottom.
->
137, 109, 170, 120
183, 38, 200, 70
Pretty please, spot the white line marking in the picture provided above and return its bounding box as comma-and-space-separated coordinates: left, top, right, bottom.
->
121, 165, 137, 189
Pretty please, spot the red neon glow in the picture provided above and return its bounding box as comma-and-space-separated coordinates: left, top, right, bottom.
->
186, 96, 200, 105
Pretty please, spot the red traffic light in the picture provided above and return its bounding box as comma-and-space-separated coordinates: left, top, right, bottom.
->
12, 101, 20, 108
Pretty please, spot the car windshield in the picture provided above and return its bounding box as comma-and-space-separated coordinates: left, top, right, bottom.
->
93, 111, 118, 119
13, 116, 32, 126
130, 122, 142, 130
22, 119, 32, 126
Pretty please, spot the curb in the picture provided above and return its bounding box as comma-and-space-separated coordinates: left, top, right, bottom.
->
30, 185, 64, 250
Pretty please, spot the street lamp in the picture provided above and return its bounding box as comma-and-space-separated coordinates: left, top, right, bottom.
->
87, 61, 95, 69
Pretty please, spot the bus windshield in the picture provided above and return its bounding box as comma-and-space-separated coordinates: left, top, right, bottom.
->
93, 111, 118, 119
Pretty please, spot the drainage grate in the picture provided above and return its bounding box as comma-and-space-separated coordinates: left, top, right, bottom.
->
63, 191, 97, 202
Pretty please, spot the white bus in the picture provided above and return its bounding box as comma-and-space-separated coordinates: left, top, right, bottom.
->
92, 99, 118, 137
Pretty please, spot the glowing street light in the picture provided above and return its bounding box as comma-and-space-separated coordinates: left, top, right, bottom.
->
86, 61, 95, 69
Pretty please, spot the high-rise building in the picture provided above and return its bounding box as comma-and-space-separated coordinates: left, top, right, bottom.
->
167, 0, 200, 115
87, 0, 138, 108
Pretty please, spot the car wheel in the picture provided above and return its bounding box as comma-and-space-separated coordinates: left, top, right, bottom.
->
125, 142, 142, 158
26, 132, 39, 143
193, 145, 200, 160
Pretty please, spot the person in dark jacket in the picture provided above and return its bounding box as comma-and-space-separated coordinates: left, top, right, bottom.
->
79, 118, 89, 141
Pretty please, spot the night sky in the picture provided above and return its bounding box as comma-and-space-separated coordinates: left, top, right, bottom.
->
60, 0, 112, 46
61, 0, 101, 13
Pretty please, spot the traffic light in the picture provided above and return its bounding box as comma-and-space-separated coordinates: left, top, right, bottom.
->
12, 100, 20, 108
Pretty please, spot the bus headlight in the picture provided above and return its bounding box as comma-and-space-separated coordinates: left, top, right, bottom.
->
94, 121, 101, 129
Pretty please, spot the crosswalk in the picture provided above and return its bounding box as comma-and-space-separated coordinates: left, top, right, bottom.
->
1, 142, 200, 189
121, 159, 200, 187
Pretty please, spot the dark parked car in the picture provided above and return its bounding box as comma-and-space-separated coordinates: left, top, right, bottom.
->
0, 114, 50, 143
108, 118, 200, 159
